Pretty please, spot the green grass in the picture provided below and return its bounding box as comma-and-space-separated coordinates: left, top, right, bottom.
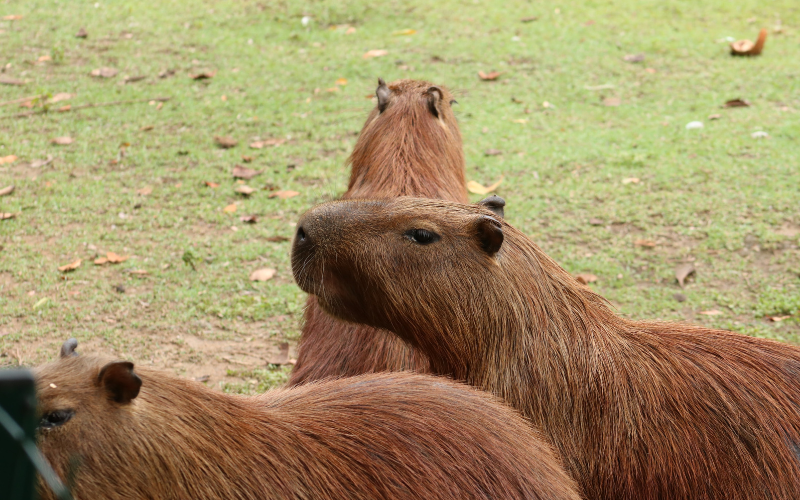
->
1, 0, 799, 389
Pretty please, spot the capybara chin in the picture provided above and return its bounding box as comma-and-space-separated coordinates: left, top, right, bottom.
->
292, 196, 800, 500
34, 340, 581, 500
290, 78, 468, 386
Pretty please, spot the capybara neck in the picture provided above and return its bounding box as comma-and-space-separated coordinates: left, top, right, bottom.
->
292, 197, 800, 499
345, 79, 467, 202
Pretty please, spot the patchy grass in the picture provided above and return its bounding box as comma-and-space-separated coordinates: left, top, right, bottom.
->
1, 0, 799, 392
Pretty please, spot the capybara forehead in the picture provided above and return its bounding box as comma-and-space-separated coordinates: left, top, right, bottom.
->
35, 356, 110, 398
387, 79, 455, 101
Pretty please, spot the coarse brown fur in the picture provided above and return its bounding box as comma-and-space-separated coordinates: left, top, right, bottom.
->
290, 79, 467, 385
34, 348, 581, 500
292, 197, 800, 500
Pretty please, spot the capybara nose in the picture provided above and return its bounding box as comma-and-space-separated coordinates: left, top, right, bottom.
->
296, 225, 307, 244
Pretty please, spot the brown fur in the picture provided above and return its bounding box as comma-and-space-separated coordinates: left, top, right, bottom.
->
34, 352, 581, 500
290, 79, 467, 385
292, 197, 800, 500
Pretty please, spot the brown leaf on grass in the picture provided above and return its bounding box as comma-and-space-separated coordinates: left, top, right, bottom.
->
363, 49, 388, 59
675, 263, 695, 288
123, 75, 146, 84
205, 181, 220, 188
392, 29, 416, 36
90, 67, 118, 78
126, 269, 149, 277
19, 101, 34, 108
0, 76, 25, 86
622, 177, 640, 184
0, 155, 17, 165
2, 15, 23, 20
730, 28, 767, 56
136, 186, 152, 196
0, 185, 15, 196
241, 155, 253, 163
603, 97, 622, 107
575, 273, 598, 285
249, 138, 285, 149
699, 310, 723, 316
140, 125, 154, 132
94, 252, 129, 265
520, 16, 538, 22
50, 136, 74, 145
589, 218, 604, 226
478, 71, 503, 81
223, 203, 237, 213
235, 185, 255, 196
232, 165, 262, 179
58, 105, 71, 112
214, 136, 238, 148
29, 157, 53, 168
708, 113, 722, 120
645, 67, 657, 74
634, 239, 657, 248
240, 215, 257, 223
266, 235, 290, 242
268, 342, 290, 365
768, 315, 791, 322
724, 98, 751, 108
269, 190, 300, 200
75, 27, 88, 38
467, 175, 504, 195
50, 93, 73, 103
58, 259, 82, 273
623, 53, 645, 63
37, 55, 52, 63
484, 149, 503, 156
0, 213, 17, 220
189, 70, 216, 80
250, 268, 276, 282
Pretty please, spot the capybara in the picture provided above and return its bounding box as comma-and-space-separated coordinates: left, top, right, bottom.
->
290, 78, 468, 385
292, 196, 800, 500
34, 340, 581, 500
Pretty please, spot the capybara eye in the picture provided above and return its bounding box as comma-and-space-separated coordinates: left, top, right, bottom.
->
296, 226, 306, 242
39, 409, 74, 429
405, 229, 440, 245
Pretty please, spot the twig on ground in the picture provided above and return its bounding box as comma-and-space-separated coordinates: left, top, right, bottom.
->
1, 97, 171, 119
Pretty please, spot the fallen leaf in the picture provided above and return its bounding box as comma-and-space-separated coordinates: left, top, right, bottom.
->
603, 97, 622, 107
478, 71, 503, 81
241, 155, 253, 163
730, 28, 767, 56
240, 215, 257, 223
724, 98, 751, 108
0, 155, 17, 165
50, 92, 73, 103
708, 113, 722, 120
50, 136, 74, 145
269, 190, 300, 200
589, 218, 604, 226
575, 273, 598, 285
214, 136, 238, 148
335, 78, 348, 86
623, 53, 645, 63
520, 16, 538, 22
467, 175, 504, 195
0, 76, 25, 85
37, 55, 52, 62
768, 315, 791, 322
75, 27, 88, 38
513, 118, 529, 124
189, 70, 216, 80
485, 149, 503, 156
392, 29, 416, 36
634, 239, 657, 248
249, 138, 285, 148
123, 75, 146, 84
250, 268, 276, 282
232, 165, 262, 179
0, 185, 15, 196
127, 269, 149, 276
223, 203, 237, 213
235, 185, 255, 195
93, 252, 129, 265
645, 67, 657, 74
675, 263, 695, 288
0, 213, 17, 220
136, 186, 152, 196
205, 181, 220, 188
699, 310, 723, 316
268, 342, 290, 365
622, 177, 640, 184
58, 259, 82, 273
58, 105, 71, 112
29, 156, 54, 168
363, 49, 388, 59
2, 15, 23, 20
90, 67, 118, 78
140, 125, 154, 132
266, 235, 290, 242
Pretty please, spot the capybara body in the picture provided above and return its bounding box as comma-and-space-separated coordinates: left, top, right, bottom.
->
292, 197, 800, 500
34, 348, 581, 500
290, 79, 467, 385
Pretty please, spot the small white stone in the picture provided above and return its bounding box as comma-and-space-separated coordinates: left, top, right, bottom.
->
751, 131, 769, 139
685, 121, 704, 130
301, 16, 311, 26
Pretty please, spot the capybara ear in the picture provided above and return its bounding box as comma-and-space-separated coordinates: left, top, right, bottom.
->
60, 338, 79, 358
477, 195, 505, 218
97, 361, 142, 404
376, 78, 392, 113
425, 86, 443, 118
474, 216, 504, 256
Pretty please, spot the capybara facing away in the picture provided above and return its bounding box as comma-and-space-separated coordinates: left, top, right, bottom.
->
292, 197, 800, 500
34, 340, 581, 500
290, 78, 468, 386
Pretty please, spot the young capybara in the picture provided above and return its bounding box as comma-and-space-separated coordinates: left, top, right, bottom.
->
290, 78, 468, 385
34, 339, 581, 500
292, 196, 800, 500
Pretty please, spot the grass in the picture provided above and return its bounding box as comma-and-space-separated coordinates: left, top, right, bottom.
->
1, 0, 799, 392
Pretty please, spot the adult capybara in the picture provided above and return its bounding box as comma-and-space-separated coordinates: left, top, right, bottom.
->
34, 340, 581, 500
290, 78, 468, 385
292, 197, 800, 500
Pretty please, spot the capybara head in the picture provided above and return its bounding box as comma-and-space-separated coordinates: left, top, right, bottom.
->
345, 78, 467, 201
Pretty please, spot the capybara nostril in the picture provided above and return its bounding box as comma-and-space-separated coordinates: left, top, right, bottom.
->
296, 225, 307, 243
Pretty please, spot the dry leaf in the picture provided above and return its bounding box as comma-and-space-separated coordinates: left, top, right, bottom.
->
467, 175, 504, 195
205, 181, 220, 188
223, 203, 237, 213
232, 165, 262, 179
140, 125, 154, 132
240, 215, 257, 223
136, 186, 152, 196
57, 105, 71, 112
2, 15, 23, 20
520, 16, 538, 22
266, 235, 290, 242
708, 113, 722, 120
123, 75, 146, 84
235, 185, 255, 195
49, 92, 73, 103
0, 213, 17, 220
249, 138, 285, 148
392, 29, 416, 36
90, 67, 118, 78
675, 263, 695, 288
214, 136, 238, 148
724, 98, 751, 108
269, 190, 300, 200
513, 118, 529, 124
484, 149, 503, 156
730, 28, 767, 56
127, 269, 149, 276
58, 259, 82, 273
603, 97, 622, 107
0, 185, 15, 196
29, 157, 54, 168
335, 78, 348, 85
575, 273, 598, 285
589, 218, 604, 226
241, 155, 253, 163
250, 268, 276, 281
0, 155, 18, 165
0, 76, 25, 86
623, 53, 645, 63
75, 27, 88, 38
363, 49, 388, 59
634, 239, 657, 248
50, 136, 74, 145
622, 177, 640, 184
699, 310, 723, 316
268, 342, 290, 365
94, 252, 129, 265
768, 315, 791, 322
645, 67, 657, 74
189, 70, 216, 80
37, 55, 52, 63
478, 71, 503, 81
